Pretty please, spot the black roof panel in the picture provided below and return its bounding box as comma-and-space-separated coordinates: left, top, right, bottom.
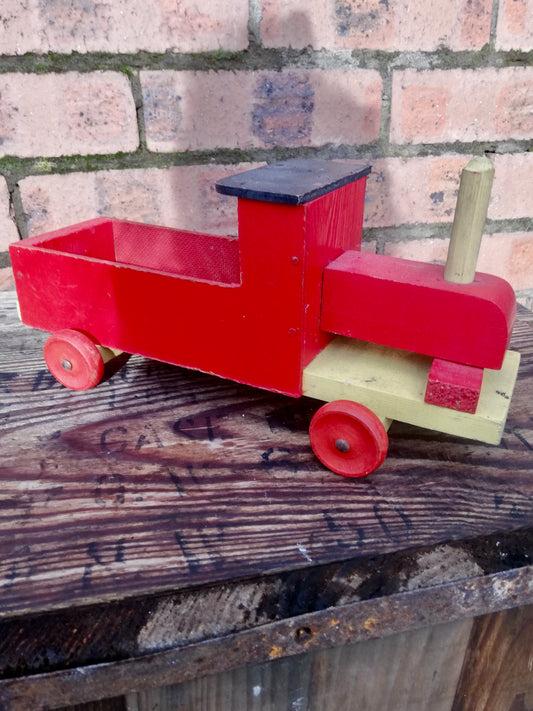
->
215, 159, 372, 205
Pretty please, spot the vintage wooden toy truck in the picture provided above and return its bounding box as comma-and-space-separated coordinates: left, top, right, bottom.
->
9, 158, 520, 478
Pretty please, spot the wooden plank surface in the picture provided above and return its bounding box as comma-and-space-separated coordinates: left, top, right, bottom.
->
1, 291, 532, 618
452, 605, 533, 711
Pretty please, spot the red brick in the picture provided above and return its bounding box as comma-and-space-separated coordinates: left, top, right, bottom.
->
366, 152, 532, 234
141, 71, 253, 152
0, 0, 248, 54
480, 233, 533, 291
0, 73, 138, 159
0, 178, 19, 251
460, 0, 494, 47
261, 0, 491, 50
509, 235, 533, 290
141, 69, 382, 151
383, 232, 533, 292
491, 153, 533, 220
364, 156, 466, 228
391, 68, 533, 144
384, 238, 449, 263
261, 0, 336, 48
494, 82, 533, 138
496, 0, 533, 50
19, 164, 265, 239
371, 152, 533, 291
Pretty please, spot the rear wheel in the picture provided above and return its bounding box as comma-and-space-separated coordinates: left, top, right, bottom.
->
309, 400, 388, 477
43, 329, 104, 391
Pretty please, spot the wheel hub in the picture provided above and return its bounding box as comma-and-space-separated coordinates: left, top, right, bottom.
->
334, 438, 350, 453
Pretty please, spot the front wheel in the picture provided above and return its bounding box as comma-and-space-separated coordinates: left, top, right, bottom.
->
309, 400, 388, 478
43, 329, 104, 391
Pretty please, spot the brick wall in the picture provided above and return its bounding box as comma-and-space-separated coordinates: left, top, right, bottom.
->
1, 0, 532, 307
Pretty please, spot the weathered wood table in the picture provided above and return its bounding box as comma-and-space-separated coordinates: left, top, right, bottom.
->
0, 291, 532, 711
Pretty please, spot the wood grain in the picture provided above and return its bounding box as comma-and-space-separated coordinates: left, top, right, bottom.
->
452, 605, 533, 711
127, 618, 474, 711
1, 292, 532, 618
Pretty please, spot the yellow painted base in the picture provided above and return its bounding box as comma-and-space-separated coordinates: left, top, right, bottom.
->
303, 337, 520, 445
97, 345, 124, 364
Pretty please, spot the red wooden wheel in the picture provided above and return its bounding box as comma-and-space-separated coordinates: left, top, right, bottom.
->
43, 329, 104, 391
309, 400, 388, 478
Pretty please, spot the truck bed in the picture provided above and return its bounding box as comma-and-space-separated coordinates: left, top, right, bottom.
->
19, 217, 241, 285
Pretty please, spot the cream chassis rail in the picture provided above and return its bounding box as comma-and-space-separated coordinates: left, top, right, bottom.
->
303, 337, 521, 446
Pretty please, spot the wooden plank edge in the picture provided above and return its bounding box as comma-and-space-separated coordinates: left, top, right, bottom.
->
0, 565, 531, 711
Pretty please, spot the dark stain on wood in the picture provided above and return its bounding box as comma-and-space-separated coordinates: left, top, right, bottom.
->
0, 526, 531, 683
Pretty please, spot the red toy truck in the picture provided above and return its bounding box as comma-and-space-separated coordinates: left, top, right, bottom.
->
9, 158, 520, 477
